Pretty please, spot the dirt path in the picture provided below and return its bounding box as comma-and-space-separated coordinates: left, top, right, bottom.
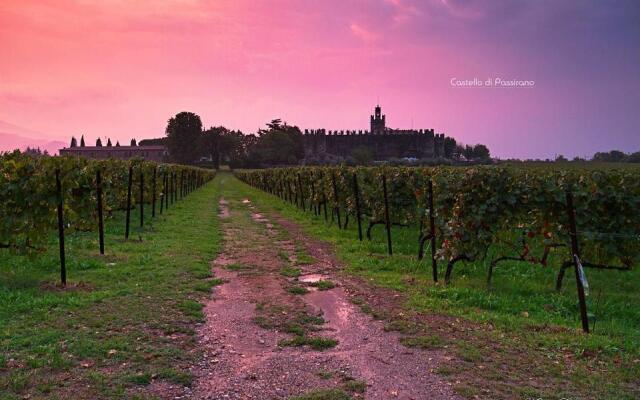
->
190, 192, 459, 399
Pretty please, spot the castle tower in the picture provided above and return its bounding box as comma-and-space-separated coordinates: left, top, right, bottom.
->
370, 104, 386, 134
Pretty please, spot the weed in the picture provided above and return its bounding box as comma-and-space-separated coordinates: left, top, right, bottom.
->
310, 280, 335, 291
287, 286, 309, 295
225, 263, 251, 271
281, 266, 302, 278
279, 336, 338, 350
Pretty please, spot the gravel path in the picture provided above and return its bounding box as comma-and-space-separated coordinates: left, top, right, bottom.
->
190, 195, 460, 400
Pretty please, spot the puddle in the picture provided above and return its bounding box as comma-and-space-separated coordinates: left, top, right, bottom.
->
218, 198, 230, 218
251, 213, 269, 223
298, 274, 329, 284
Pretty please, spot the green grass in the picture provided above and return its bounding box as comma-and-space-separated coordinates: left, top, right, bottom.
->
287, 286, 310, 295
316, 370, 333, 379
342, 379, 366, 393
310, 280, 336, 291
228, 172, 640, 399
295, 245, 316, 265
0, 177, 222, 399
279, 336, 338, 350
225, 262, 251, 271
289, 389, 352, 400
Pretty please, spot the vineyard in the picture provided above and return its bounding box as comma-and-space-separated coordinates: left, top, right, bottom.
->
235, 165, 640, 332
0, 151, 215, 283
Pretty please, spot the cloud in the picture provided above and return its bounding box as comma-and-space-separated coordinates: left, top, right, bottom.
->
349, 23, 379, 43
385, 0, 421, 24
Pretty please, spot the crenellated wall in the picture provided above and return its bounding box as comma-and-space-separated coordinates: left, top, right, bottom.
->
302, 128, 445, 160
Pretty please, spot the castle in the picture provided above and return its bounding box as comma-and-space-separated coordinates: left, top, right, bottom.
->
303, 105, 447, 160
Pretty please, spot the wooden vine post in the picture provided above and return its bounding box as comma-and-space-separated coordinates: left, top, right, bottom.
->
160, 171, 165, 214
331, 173, 341, 229
125, 166, 133, 239
427, 179, 437, 282
139, 169, 144, 227
152, 167, 157, 218
352, 172, 363, 241
382, 174, 393, 255
297, 173, 306, 211
565, 190, 590, 333
180, 171, 184, 199
55, 169, 66, 286
96, 169, 105, 255
310, 179, 317, 216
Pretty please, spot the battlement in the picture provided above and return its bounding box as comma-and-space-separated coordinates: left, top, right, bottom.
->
303, 128, 436, 136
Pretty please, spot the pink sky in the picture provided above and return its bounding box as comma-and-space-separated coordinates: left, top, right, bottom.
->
1, 0, 639, 158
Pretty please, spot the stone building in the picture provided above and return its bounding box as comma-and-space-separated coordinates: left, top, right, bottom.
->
59, 136, 168, 162
303, 105, 447, 160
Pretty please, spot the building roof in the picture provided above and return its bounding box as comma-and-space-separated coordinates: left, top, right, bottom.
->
60, 145, 166, 151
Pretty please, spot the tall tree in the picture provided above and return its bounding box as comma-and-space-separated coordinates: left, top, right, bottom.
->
80, 135, 85, 147
628, 151, 640, 163
96, 138, 102, 147
249, 120, 304, 165
165, 112, 203, 164
593, 150, 627, 162
472, 144, 490, 160
70, 137, 77, 148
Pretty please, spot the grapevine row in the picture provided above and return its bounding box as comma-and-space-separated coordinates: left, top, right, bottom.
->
235, 165, 639, 285
0, 151, 216, 253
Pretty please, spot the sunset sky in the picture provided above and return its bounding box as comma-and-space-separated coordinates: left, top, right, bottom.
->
1, 0, 639, 158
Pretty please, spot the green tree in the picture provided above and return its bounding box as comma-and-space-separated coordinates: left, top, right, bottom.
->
249, 119, 304, 166
593, 150, 627, 162
444, 137, 457, 158
165, 112, 203, 164
472, 144, 490, 160
627, 151, 640, 163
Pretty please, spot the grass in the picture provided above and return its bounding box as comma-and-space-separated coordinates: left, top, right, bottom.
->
225, 262, 251, 271
279, 335, 338, 350
310, 280, 336, 291
228, 172, 640, 399
0, 177, 222, 399
289, 389, 352, 400
342, 379, 366, 393
295, 245, 316, 265
316, 370, 333, 379
287, 286, 310, 295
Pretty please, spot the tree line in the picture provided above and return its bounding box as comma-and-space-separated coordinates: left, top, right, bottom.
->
142, 111, 493, 168
139, 112, 304, 168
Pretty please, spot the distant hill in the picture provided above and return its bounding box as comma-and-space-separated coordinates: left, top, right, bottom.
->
0, 120, 66, 155
0, 132, 66, 155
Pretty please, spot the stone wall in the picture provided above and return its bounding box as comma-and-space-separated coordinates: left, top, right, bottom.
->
303, 129, 446, 160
